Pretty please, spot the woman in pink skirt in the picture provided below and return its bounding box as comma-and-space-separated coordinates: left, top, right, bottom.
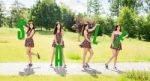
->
80, 23, 98, 68
105, 25, 122, 70
25, 20, 40, 67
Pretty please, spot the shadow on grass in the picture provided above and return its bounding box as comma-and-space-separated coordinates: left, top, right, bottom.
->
0, 40, 9, 43
19, 66, 40, 76
82, 68, 101, 78
107, 68, 124, 74
51, 66, 67, 76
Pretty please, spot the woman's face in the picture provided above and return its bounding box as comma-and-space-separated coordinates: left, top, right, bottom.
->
117, 26, 120, 31
29, 22, 33, 29
57, 23, 60, 30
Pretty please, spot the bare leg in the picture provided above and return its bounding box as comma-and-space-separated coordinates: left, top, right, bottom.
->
83, 48, 88, 66
26, 47, 32, 64
105, 49, 117, 65
78, 33, 80, 42
86, 48, 94, 63
62, 49, 66, 65
114, 50, 119, 67
30, 52, 37, 56
50, 47, 56, 64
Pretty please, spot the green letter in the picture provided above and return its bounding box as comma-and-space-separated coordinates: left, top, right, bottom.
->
114, 31, 128, 48
93, 24, 100, 44
55, 44, 63, 67
17, 18, 27, 40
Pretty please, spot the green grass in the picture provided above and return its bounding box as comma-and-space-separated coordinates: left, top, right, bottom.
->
123, 71, 150, 81
0, 27, 150, 62
0, 71, 150, 81
0, 75, 123, 81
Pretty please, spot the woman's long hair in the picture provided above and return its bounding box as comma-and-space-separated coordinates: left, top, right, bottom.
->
81, 24, 88, 36
53, 22, 62, 34
27, 20, 35, 33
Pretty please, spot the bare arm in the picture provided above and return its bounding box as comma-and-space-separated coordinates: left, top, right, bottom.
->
111, 31, 114, 45
27, 30, 35, 38
88, 24, 99, 32
53, 34, 58, 45
60, 29, 64, 45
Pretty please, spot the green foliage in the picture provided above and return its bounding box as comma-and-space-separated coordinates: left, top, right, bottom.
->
61, 5, 75, 31
87, 0, 102, 16
145, 0, 150, 12
95, 16, 114, 36
123, 71, 150, 81
118, 7, 137, 38
32, 0, 62, 30
109, 0, 143, 16
141, 12, 150, 41
0, 1, 4, 27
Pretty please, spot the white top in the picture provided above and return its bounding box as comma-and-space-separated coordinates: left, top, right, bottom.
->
114, 31, 120, 35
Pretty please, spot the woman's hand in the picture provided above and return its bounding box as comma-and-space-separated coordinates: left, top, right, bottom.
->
60, 42, 63, 45
112, 42, 114, 47
56, 42, 58, 45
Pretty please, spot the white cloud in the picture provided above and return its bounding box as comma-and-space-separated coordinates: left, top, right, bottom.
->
56, 0, 87, 13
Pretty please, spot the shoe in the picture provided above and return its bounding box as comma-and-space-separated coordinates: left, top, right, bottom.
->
28, 63, 33, 67
114, 66, 117, 70
86, 63, 90, 68
63, 65, 67, 68
105, 64, 108, 69
37, 53, 40, 59
50, 64, 53, 67
83, 64, 87, 68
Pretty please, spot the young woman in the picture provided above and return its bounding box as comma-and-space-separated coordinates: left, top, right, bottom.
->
25, 20, 40, 67
50, 22, 66, 68
80, 23, 98, 68
105, 25, 122, 70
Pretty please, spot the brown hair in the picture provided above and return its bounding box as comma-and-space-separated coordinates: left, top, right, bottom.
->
53, 22, 62, 34
81, 24, 88, 36
27, 20, 35, 34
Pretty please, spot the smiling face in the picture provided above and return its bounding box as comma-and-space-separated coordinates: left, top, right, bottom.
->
57, 23, 61, 30
115, 25, 121, 32
29, 22, 33, 29
117, 26, 120, 31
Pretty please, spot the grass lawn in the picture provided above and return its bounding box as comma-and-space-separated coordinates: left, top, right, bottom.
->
0, 75, 127, 81
0, 28, 150, 62
0, 75, 128, 81
0, 71, 150, 81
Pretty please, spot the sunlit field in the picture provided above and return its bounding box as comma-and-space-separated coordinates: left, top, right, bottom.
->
0, 28, 150, 62
0, 71, 150, 81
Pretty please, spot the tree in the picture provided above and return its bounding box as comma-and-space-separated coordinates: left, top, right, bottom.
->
61, 4, 75, 31
145, 0, 150, 12
136, 16, 145, 40
118, 7, 137, 38
109, 0, 143, 17
32, 0, 62, 30
0, 1, 4, 27
87, 0, 102, 16
9, 0, 25, 27
141, 12, 150, 41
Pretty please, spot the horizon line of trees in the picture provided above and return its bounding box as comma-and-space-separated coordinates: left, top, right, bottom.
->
0, 0, 150, 41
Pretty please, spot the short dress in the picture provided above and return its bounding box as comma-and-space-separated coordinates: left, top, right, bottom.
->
52, 32, 64, 48
25, 30, 35, 47
110, 31, 122, 50
79, 32, 91, 48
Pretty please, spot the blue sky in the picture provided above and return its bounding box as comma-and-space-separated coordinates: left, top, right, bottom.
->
1, 0, 110, 16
